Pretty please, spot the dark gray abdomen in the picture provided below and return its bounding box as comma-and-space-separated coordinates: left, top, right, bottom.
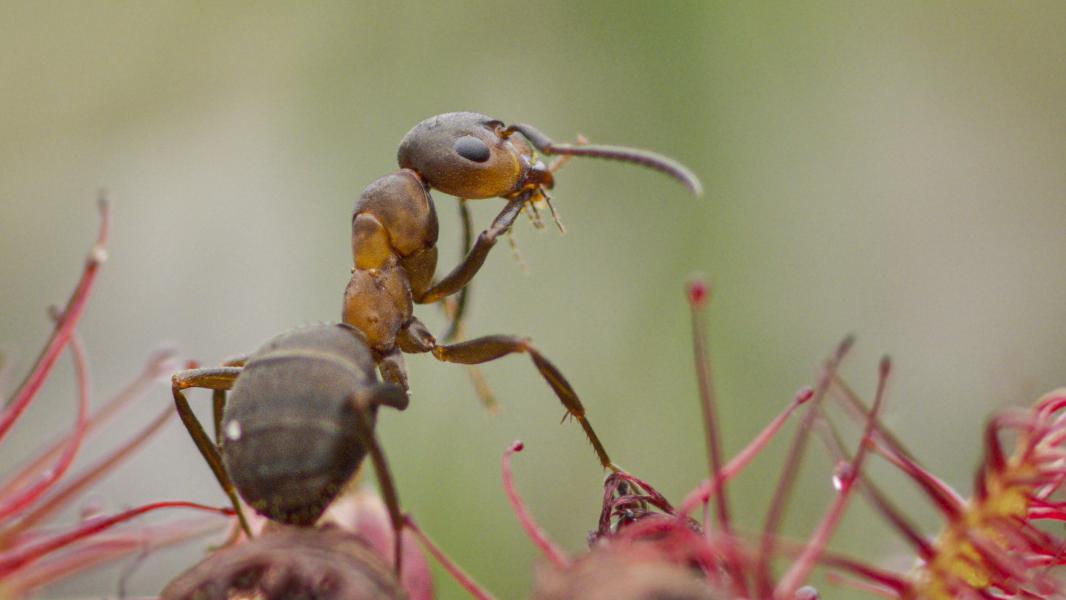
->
221, 324, 378, 526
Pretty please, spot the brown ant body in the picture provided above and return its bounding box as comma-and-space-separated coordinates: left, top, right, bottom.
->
345, 112, 701, 470
171, 323, 408, 564
168, 113, 699, 566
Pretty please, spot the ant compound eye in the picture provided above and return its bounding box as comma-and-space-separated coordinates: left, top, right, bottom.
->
453, 136, 491, 163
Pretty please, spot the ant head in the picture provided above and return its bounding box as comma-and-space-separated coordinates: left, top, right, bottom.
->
397, 112, 547, 199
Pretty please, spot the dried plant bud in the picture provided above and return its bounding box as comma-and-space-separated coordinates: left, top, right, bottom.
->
533, 546, 720, 600
323, 488, 433, 600
161, 526, 405, 600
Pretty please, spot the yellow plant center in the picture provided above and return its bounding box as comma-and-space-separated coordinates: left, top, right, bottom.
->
909, 441, 1038, 599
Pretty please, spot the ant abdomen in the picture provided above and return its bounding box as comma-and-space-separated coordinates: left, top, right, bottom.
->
221, 324, 383, 526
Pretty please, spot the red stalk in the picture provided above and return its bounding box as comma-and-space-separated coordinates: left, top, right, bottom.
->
0, 501, 231, 577
501, 441, 569, 568
754, 335, 854, 597
0, 406, 175, 543
0, 349, 176, 499
0, 198, 110, 443
403, 514, 497, 600
686, 279, 733, 537
775, 356, 892, 598
0, 328, 91, 523
677, 386, 813, 517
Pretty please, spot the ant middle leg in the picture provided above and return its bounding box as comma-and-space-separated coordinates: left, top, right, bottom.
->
171, 366, 253, 537
438, 336, 618, 471
416, 195, 526, 304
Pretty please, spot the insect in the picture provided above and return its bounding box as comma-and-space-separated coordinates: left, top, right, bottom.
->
346, 112, 702, 470
170, 323, 408, 565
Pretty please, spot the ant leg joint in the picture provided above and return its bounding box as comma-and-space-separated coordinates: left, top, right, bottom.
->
479, 228, 502, 246
397, 319, 436, 354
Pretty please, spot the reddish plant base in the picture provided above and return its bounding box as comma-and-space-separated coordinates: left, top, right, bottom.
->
0, 199, 232, 598
496, 278, 1066, 599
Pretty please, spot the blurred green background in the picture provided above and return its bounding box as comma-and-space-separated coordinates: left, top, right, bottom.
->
2, 2, 1066, 598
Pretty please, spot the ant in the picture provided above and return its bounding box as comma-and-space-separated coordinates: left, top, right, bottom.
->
345, 112, 701, 470
171, 323, 410, 568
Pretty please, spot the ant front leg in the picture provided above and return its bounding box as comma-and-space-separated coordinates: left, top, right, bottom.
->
171, 366, 253, 538
416, 195, 526, 304
348, 383, 409, 576
399, 319, 619, 472
437, 199, 500, 411
440, 198, 474, 343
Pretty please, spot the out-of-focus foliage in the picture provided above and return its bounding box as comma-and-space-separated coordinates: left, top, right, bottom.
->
2, 2, 1065, 597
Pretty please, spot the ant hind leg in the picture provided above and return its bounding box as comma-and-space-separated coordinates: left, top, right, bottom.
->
400, 318, 499, 412
348, 383, 408, 575
432, 335, 619, 472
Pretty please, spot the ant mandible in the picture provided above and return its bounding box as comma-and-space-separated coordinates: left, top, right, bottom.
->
344, 112, 702, 471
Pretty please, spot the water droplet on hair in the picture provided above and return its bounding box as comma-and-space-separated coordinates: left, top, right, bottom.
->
225, 420, 242, 441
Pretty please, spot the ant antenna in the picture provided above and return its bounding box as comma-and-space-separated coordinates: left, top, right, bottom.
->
506, 123, 703, 196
